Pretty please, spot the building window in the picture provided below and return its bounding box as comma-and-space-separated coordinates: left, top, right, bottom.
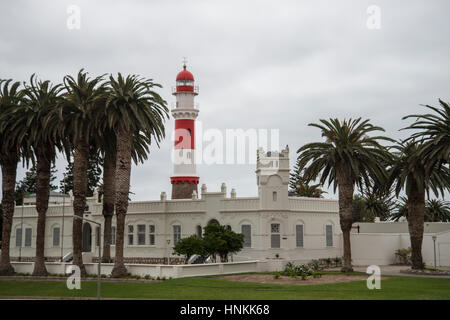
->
273, 191, 277, 201
149, 225, 155, 245
96, 226, 100, 247
196, 225, 202, 238
53, 227, 60, 247
137, 224, 146, 245
296, 225, 303, 247
271, 223, 280, 248
173, 225, 181, 245
15, 228, 22, 247
242, 225, 251, 248
25, 228, 32, 247
326, 225, 333, 247
128, 225, 134, 245
110, 226, 116, 245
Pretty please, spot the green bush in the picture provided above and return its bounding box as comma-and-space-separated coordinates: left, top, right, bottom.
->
395, 247, 412, 265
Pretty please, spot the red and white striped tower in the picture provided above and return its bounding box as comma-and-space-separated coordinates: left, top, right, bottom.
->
170, 63, 200, 199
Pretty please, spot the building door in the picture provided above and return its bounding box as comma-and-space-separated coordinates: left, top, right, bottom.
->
82, 223, 92, 252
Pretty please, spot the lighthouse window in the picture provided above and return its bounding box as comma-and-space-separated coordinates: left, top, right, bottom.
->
187, 129, 191, 136
273, 191, 277, 201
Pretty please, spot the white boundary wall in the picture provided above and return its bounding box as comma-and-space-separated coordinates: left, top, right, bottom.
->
10, 260, 274, 279
350, 230, 450, 266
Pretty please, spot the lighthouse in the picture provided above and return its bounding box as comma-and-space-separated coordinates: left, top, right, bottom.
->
170, 63, 200, 199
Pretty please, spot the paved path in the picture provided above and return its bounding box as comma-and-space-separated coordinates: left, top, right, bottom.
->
350, 265, 450, 279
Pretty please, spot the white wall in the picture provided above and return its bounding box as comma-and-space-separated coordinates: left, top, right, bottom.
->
10, 260, 270, 279
350, 231, 450, 267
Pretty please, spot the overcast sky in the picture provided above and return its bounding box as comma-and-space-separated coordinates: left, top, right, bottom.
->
1, 0, 449, 201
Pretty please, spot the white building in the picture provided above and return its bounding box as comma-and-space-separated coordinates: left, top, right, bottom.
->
9, 145, 343, 265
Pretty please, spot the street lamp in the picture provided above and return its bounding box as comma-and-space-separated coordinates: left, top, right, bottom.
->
73, 215, 101, 300
432, 235, 437, 269
60, 173, 67, 261
167, 238, 171, 265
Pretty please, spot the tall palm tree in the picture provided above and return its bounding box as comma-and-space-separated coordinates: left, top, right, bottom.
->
0, 79, 25, 275
103, 73, 168, 277
296, 118, 393, 272
98, 129, 153, 263
11, 75, 64, 275
98, 129, 116, 263
59, 70, 107, 275
391, 197, 450, 223
389, 141, 450, 269
425, 199, 450, 222
403, 99, 449, 169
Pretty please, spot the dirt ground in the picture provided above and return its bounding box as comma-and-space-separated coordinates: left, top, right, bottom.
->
217, 273, 388, 285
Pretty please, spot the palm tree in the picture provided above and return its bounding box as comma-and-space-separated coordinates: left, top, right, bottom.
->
9, 75, 64, 275
425, 199, 450, 222
296, 118, 393, 272
103, 73, 168, 277
59, 70, 107, 275
391, 197, 450, 222
0, 79, 25, 275
389, 141, 450, 269
98, 129, 116, 263
403, 99, 449, 169
98, 129, 153, 263
289, 161, 326, 198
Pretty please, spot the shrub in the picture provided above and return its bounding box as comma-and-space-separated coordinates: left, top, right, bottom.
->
333, 257, 342, 267
395, 247, 412, 265
274, 272, 280, 279
308, 259, 321, 271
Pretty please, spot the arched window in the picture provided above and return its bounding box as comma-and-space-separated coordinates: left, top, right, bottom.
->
295, 224, 303, 247
326, 224, 333, 247
53, 227, 61, 247
196, 225, 202, 238
241, 225, 251, 248
271, 223, 280, 248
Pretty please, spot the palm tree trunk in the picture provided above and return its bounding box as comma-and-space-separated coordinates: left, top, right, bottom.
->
72, 140, 89, 276
338, 173, 354, 272
0, 154, 18, 275
407, 184, 425, 269
111, 127, 132, 277
32, 148, 52, 276
102, 151, 116, 263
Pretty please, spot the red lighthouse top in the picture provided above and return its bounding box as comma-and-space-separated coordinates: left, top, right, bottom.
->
176, 65, 194, 81
174, 64, 198, 94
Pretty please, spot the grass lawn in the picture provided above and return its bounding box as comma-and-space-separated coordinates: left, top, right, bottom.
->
0, 274, 449, 300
